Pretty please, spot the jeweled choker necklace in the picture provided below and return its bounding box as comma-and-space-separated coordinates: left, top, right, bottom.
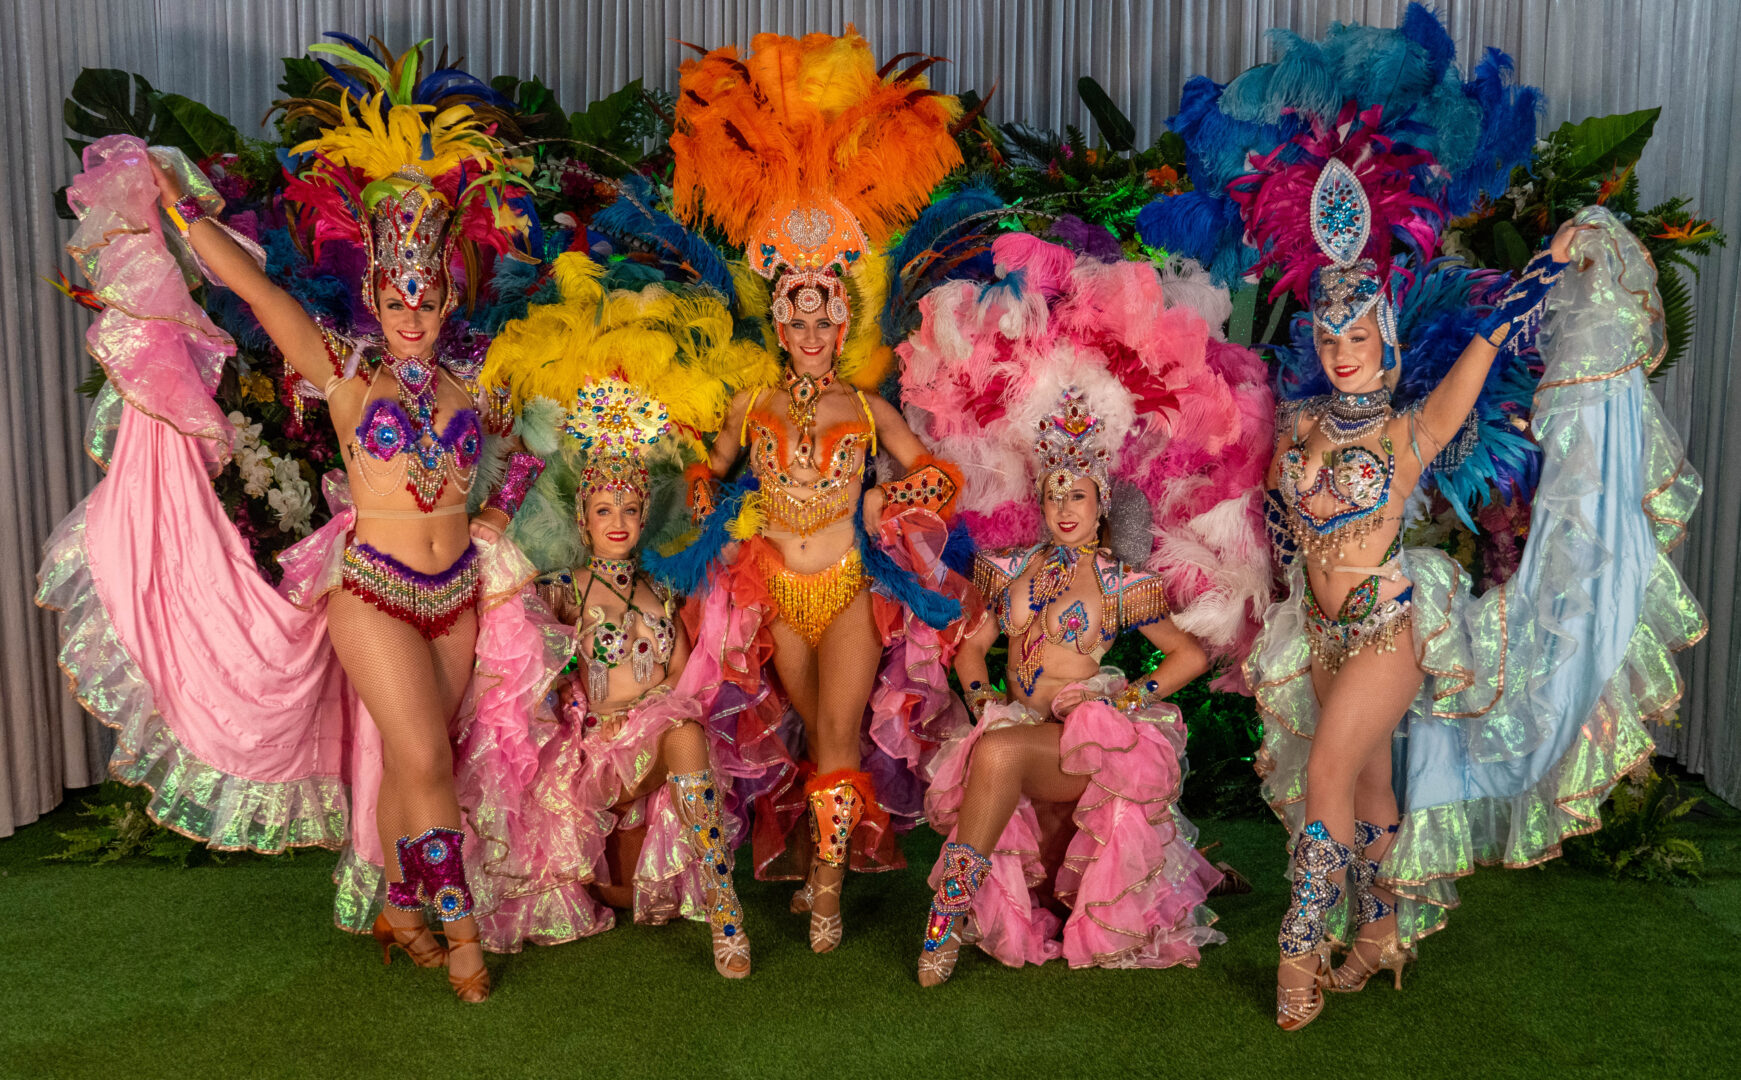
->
1320, 388, 1392, 447
587, 556, 636, 592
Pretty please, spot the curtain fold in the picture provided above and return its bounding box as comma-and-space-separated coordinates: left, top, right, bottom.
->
4, 0, 1736, 835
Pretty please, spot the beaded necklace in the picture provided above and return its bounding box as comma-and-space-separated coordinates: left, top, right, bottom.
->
997, 543, 1103, 695
1316, 388, 1392, 447
782, 364, 837, 471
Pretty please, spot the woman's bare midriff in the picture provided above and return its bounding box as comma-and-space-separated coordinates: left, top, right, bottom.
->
1287, 414, 1421, 615
331, 374, 478, 574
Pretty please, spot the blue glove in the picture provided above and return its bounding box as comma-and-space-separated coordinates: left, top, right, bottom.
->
1476, 247, 1570, 356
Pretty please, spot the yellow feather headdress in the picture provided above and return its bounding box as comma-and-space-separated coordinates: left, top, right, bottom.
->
278, 38, 535, 319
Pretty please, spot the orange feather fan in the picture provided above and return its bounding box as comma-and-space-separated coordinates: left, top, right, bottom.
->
669, 28, 963, 258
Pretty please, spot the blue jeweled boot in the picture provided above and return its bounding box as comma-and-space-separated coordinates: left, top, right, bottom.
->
1277, 820, 1352, 1030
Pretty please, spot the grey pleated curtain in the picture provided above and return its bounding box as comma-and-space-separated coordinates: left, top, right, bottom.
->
3, 0, 1737, 836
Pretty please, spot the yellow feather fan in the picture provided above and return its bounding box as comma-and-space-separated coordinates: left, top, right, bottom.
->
482, 252, 778, 459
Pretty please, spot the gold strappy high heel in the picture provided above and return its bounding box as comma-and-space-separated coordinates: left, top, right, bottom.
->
808, 873, 843, 953
1330, 930, 1412, 992
371, 911, 448, 968
1276, 945, 1333, 1030
443, 932, 492, 1004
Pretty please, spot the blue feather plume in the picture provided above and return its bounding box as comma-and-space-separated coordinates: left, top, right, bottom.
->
591, 175, 735, 300
641, 475, 759, 595
881, 180, 1005, 344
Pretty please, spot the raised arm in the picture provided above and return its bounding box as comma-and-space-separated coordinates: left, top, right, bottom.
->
148, 154, 329, 386
1416, 220, 1582, 455
864, 393, 960, 529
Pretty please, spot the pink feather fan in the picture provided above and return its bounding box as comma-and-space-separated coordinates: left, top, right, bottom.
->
898, 232, 1274, 674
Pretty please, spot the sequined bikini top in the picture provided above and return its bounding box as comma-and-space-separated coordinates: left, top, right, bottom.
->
742, 387, 878, 535
973, 545, 1171, 696
349, 349, 483, 513
1277, 438, 1395, 566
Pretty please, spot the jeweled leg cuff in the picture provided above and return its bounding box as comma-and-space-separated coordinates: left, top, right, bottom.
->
924, 841, 991, 952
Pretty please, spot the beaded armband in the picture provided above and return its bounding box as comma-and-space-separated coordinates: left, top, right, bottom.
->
1111, 677, 1163, 712
964, 681, 1005, 719
282, 327, 352, 427
484, 452, 544, 518
684, 460, 717, 521
166, 195, 207, 235
878, 456, 962, 520
1476, 248, 1568, 355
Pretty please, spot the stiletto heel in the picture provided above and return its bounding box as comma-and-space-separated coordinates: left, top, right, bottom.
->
1329, 819, 1410, 993
1330, 929, 1412, 992
372, 911, 448, 968
443, 932, 493, 1004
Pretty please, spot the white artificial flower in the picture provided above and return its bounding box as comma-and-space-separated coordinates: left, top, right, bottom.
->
271, 457, 302, 487
227, 410, 263, 449
268, 475, 315, 536
237, 445, 275, 497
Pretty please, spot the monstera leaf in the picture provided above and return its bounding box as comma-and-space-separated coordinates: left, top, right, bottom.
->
63, 67, 241, 161
63, 68, 160, 156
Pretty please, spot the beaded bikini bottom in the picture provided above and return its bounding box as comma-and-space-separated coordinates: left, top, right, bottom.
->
1303, 579, 1413, 675
750, 539, 866, 648
341, 541, 480, 640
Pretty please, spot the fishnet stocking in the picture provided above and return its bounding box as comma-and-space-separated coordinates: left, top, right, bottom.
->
326, 587, 482, 982
954, 723, 1088, 855
769, 587, 881, 920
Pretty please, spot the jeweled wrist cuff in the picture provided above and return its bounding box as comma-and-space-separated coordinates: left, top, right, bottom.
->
167, 195, 207, 235
485, 452, 544, 518
965, 681, 1005, 719
878, 457, 961, 520
1111, 678, 1162, 712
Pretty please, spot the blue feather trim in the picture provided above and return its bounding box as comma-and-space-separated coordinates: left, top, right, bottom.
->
641, 475, 759, 596
592, 176, 735, 300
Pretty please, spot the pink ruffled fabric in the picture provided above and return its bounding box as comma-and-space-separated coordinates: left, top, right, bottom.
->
924, 679, 1224, 969
683, 506, 975, 879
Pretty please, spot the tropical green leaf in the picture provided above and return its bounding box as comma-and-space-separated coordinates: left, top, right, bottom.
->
1652, 261, 1693, 380
1077, 75, 1136, 153
569, 78, 646, 176
154, 93, 241, 159
62, 68, 158, 157
1493, 219, 1532, 272
1551, 107, 1660, 181
277, 56, 324, 99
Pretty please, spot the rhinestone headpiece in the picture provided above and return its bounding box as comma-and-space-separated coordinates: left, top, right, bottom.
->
564, 379, 670, 505
1307, 158, 1397, 345
1033, 388, 1113, 508
364, 174, 457, 320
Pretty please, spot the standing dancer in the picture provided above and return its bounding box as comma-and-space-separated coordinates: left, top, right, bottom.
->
40, 45, 554, 1002
668, 29, 974, 952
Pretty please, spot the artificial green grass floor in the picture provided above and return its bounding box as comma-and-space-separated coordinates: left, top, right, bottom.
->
2, 789, 1738, 1080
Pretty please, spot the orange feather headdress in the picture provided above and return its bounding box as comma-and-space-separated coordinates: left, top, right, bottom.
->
669, 28, 962, 366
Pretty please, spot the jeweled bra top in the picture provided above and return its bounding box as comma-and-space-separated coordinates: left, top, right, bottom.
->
349, 348, 483, 512
741, 388, 878, 535
1277, 433, 1395, 566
